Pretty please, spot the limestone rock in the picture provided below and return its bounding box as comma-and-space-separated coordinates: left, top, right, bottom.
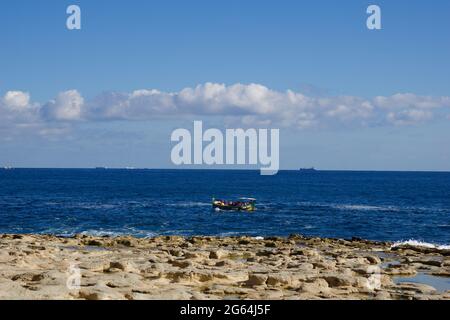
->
1, 233, 448, 300
323, 274, 354, 288
246, 274, 268, 286
209, 249, 227, 259
299, 278, 329, 294
266, 273, 292, 286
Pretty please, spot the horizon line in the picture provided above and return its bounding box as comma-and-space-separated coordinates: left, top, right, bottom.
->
1, 167, 449, 173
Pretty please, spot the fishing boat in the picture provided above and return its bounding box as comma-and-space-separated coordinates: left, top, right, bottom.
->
212, 198, 256, 212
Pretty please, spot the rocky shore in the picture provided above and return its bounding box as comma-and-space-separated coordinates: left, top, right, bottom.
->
0, 234, 449, 300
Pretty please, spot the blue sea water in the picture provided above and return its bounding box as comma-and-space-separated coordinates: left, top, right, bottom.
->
0, 169, 449, 245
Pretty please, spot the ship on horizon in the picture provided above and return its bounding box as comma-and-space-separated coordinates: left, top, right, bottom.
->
299, 167, 317, 172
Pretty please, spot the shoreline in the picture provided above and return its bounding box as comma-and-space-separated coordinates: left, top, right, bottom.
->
5, 232, 450, 249
0, 234, 449, 300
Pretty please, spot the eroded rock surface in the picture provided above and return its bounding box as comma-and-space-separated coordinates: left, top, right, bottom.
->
0, 234, 448, 300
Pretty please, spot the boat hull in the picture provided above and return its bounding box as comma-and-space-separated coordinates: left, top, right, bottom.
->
212, 200, 255, 212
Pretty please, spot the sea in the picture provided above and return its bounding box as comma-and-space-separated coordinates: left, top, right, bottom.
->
0, 169, 449, 247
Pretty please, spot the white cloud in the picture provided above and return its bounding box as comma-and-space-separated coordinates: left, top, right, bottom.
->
41, 90, 84, 121
373, 93, 450, 110
1, 83, 450, 135
2, 91, 31, 110
0, 91, 69, 139
0, 91, 40, 126
387, 109, 433, 126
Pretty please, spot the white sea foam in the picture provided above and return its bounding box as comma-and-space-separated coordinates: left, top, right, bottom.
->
337, 204, 449, 214
391, 240, 450, 250
334, 204, 401, 212
79, 229, 157, 238
39, 229, 76, 238
80, 230, 123, 237
218, 231, 243, 237
295, 201, 448, 214
167, 202, 210, 208
295, 201, 401, 212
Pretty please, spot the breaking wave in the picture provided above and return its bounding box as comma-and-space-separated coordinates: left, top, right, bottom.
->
391, 240, 450, 250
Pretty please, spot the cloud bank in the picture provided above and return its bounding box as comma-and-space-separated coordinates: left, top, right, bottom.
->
1, 83, 450, 135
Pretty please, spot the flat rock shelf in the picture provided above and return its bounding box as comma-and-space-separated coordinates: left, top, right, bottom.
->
0, 234, 449, 300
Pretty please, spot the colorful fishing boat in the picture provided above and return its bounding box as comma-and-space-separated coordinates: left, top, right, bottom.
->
212, 198, 256, 212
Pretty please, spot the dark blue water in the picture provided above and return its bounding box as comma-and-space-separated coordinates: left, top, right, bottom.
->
0, 169, 449, 245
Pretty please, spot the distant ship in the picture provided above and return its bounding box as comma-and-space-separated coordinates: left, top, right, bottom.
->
2, 166, 13, 170
299, 167, 317, 172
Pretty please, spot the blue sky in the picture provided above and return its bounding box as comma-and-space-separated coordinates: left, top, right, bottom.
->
0, 0, 449, 170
